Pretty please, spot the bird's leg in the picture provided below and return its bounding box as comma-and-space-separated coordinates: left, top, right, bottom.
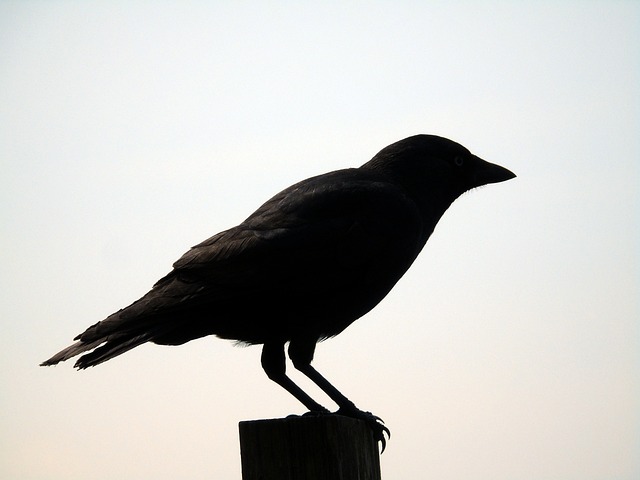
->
288, 338, 390, 451
261, 341, 329, 413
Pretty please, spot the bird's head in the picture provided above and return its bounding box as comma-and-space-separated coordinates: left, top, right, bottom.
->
362, 134, 515, 210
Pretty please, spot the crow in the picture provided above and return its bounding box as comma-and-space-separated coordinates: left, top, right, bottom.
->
42, 134, 515, 450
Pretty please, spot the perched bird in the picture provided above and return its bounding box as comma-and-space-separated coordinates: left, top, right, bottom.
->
42, 134, 515, 450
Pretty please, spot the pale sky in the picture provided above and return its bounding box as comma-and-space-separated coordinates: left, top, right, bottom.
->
1, 2, 638, 479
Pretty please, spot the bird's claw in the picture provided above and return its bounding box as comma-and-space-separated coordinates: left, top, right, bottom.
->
288, 405, 390, 452
336, 405, 391, 453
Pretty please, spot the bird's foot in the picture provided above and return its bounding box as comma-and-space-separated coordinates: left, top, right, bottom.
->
335, 403, 391, 453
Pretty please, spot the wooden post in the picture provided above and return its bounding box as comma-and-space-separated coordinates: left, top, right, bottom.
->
239, 415, 382, 480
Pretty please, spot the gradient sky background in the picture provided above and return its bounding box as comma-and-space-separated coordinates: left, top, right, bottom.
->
1, 2, 638, 479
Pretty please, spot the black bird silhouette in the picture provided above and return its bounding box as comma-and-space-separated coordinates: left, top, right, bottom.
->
42, 134, 515, 450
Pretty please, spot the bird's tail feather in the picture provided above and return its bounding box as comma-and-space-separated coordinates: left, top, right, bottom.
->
72, 333, 154, 369
40, 331, 156, 369
40, 338, 106, 367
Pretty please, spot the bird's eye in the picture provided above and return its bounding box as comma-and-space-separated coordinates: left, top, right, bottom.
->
454, 156, 465, 167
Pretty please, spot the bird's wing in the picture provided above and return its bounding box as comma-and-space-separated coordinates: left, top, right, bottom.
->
101, 171, 425, 328
169, 171, 424, 288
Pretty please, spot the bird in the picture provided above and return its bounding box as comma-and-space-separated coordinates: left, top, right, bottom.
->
41, 134, 515, 450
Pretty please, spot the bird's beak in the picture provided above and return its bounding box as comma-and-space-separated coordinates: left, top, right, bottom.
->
472, 155, 516, 187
